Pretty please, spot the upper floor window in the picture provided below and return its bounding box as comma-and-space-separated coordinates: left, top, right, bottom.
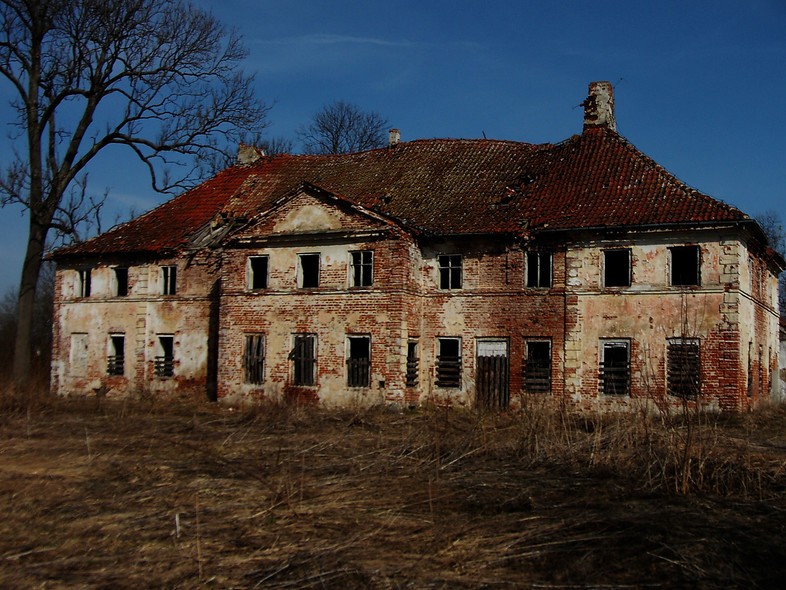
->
114, 267, 128, 297
298, 253, 320, 289
247, 256, 269, 290
438, 254, 463, 289
603, 249, 631, 287
78, 269, 92, 297
161, 265, 177, 295
350, 250, 374, 287
526, 252, 552, 288
670, 245, 700, 287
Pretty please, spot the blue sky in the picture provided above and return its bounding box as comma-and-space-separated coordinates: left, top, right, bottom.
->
1, 0, 785, 295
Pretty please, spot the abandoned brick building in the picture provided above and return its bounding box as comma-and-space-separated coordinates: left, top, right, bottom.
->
50, 82, 784, 411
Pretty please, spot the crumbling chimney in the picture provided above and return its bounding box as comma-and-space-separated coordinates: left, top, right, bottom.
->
388, 128, 401, 148
237, 143, 265, 165
582, 81, 616, 132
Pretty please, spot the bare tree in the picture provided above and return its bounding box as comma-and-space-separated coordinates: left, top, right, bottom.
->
756, 210, 786, 315
296, 100, 389, 155
0, 0, 270, 386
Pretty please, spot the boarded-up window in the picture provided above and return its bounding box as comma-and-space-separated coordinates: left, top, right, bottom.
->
248, 256, 269, 290
406, 341, 419, 387
524, 340, 551, 393
70, 333, 88, 376
291, 334, 316, 386
438, 255, 462, 289
667, 339, 700, 399
603, 249, 631, 287
526, 252, 552, 288
436, 337, 461, 387
599, 340, 630, 395
107, 334, 125, 376
346, 335, 371, 387
670, 246, 700, 286
350, 251, 373, 287
244, 334, 265, 384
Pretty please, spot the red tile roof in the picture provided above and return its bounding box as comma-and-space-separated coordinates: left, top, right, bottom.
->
53, 127, 749, 258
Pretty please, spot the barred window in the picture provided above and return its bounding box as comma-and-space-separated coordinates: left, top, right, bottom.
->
524, 340, 551, 393
667, 339, 700, 398
436, 337, 462, 387
155, 335, 174, 378
244, 334, 265, 384
406, 341, 419, 387
599, 340, 630, 395
291, 334, 316, 386
107, 334, 125, 376
438, 255, 462, 289
346, 335, 371, 387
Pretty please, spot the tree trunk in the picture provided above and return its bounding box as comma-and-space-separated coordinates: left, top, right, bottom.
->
12, 219, 47, 389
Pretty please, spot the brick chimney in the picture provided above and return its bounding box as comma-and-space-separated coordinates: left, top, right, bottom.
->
237, 143, 265, 165
582, 81, 616, 132
388, 128, 401, 148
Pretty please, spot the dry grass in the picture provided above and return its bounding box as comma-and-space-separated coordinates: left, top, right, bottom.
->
1, 393, 785, 588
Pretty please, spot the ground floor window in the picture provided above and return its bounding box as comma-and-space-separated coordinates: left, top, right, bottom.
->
107, 334, 125, 376
524, 340, 551, 393
291, 334, 316, 386
406, 341, 419, 387
155, 335, 174, 378
667, 338, 700, 398
436, 337, 462, 387
599, 340, 630, 395
243, 334, 266, 384
346, 335, 371, 387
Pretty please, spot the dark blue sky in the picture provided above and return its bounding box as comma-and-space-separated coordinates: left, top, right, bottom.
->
1, 0, 785, 294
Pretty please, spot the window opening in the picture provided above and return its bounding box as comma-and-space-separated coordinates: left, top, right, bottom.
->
299, 253, 320, 288
599, 340, 630, 395
603, 249, 631, 287
524, 340, 551, 393
436, 337, 462, 387
526, 252, 552, 288
346, 335, 371, 387
114, 267, 128, 297
155, 335, 174, 378
161, 265, 177, 295
107, 334, 125, 376
243, 334, 265, 384
670, 245, 700, 286
667, 339, 700, 398
438, 255, 463, 289
248, 256, 269, 290
406, 341, 419, 387
350, 250, 374, 287
291, 334, 316, 386
78, 269, 91, 297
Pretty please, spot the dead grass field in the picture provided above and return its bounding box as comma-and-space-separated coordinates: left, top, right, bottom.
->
1, 395, 786, 589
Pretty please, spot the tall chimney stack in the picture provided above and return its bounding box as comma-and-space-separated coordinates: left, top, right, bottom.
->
388, 128, 401, 148
582, 81, 616, 132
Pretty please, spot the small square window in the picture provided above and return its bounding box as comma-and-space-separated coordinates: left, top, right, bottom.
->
438, 255, 463, 289
350, 250, 374, 287
248, 256, 269, 290
114, 267, 128, 297
526, 252, 552, 288
670, 245, 700, 287
603, 249, 631, 287
161, 265, 177, 295
298, 253, 320, 289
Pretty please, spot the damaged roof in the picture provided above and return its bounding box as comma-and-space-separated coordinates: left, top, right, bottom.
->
53, 126, 749, 259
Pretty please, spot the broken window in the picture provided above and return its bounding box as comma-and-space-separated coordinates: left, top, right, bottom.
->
161, 265, 177, 295
114, 267, 128, 297
346, 335, 371, 387
526, 252, 552, 288
436, 337, 462, 387
350, 250, 374, 287
670, 245, 700, 286
107, 334, 125, 376
438, 254, 463, 289
78, 269, 92, 297
291, 334, 316, 386
667, 339, 700, 399
599, 340, 630, 395
155, 335, 174, 378
406, 341, 419, 387
243, 334, 265, 384
248, 256, 269, 290
524, 340, 551, 393
603, 249, 631, 287
70, 333, 88, 376
298, 253, 320, 288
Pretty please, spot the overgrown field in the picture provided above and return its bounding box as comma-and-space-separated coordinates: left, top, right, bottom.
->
1, 395, 786, 588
